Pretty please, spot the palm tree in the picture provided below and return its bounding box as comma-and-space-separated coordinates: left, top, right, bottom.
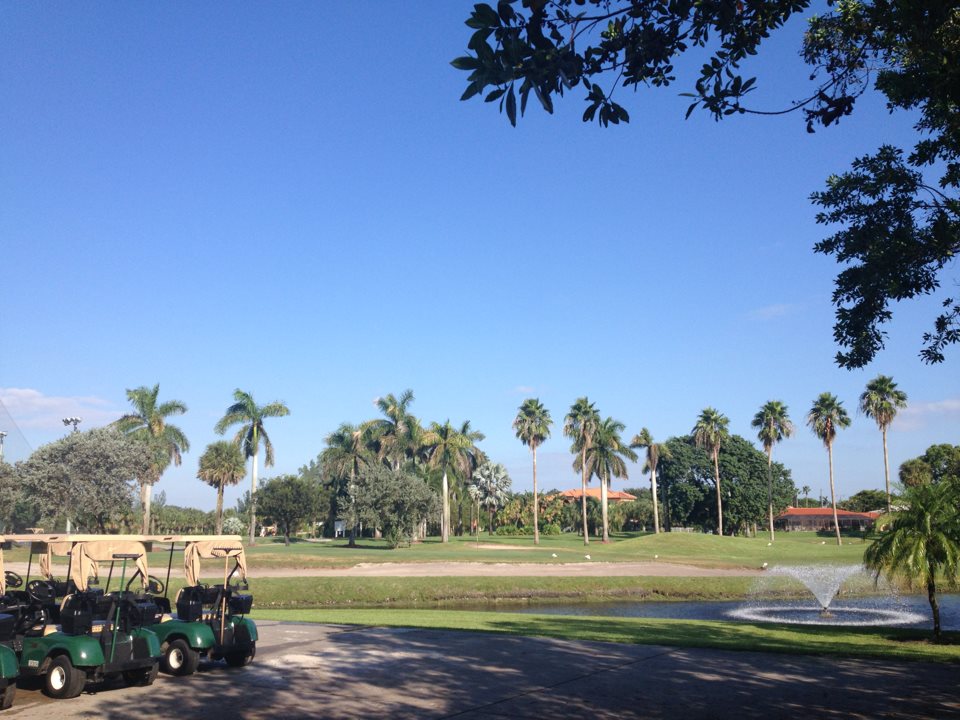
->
197, 440, 247, 534
114, 384, 190, 533
320, 423, 371, 547
422, 420, 474, 543
806, 392, 852, 546
859, 375, 908, 514
692, 408, 730, 535
564, 397, 600, 545
215, 389, 290, 545
367, 390, 420, 470
751, 401, 794, 542
513, 399, 552, 545
454, 420, 487, 536
469, 461, 511, 535
864, 480, 960, 641
630, 428, 671, 534
577, 417, 637, 542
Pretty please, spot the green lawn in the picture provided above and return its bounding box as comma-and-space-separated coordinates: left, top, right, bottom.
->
234, 530, 869, 570
252, 607, 960, 663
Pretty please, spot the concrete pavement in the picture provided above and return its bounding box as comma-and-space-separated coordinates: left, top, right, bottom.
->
5, 621, 958, 719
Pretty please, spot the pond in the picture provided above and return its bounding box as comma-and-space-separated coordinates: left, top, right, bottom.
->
478, 594, 960, 631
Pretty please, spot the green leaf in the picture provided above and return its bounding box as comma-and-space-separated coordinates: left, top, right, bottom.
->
461, 82, 483, 102
485, 88, 506, 103
505, 85, 517, 126
450, 56, 480, 71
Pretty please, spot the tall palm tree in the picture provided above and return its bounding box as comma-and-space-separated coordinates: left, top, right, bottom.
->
564, 397, 600, 546
422, 420, 474, 543
454, 420, 486, 536
321, 423, 371, 547
197, 440, 247, 534
367, 390, 420, 470
215, 389, 290, 546
630, 428, 671, 534
513, 399, 552, 545
577, 417, 637, 542
806, 392, 852, 546
692, 407, 730, 535
859, 375, 908, 514
751, 400, 794, 542
114, 384, 189, 533
864, 480, 960, 641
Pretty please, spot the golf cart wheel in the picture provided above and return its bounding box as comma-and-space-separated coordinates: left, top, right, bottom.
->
123, 662, 159, 687
162, 638, 199, 676
224, 642, 256, 667
0, 682, 15, 710
44, 655, 86, 699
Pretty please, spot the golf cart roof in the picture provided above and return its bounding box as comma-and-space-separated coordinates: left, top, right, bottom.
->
146, 535, 244, 544
3, 534, 150, 592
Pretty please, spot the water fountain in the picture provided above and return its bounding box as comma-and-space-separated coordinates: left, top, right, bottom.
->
727, 564, 926, 626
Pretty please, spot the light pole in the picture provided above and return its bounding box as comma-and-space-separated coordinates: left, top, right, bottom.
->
0, 431, 6, 463
62, 417, 82, 433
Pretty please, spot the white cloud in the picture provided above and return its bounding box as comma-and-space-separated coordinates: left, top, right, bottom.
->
513, 385, 535, 394
895, 397, 960, 431
747, 303, 798, 321
0, 387, 122, 431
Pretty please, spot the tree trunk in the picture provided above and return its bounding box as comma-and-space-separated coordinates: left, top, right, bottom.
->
532, 446, 540, 545
928, 572, 941, 642
651, 462, 660, 535
216, 484, 224, 535
250, 448, 259, 546
882, 426, 892, 514
141, 480, 152, 535
601, 475, 609, 543
713, 449, 723, 536
284, 529, 290, 546
441, 471, 450, 543
767, 447, 775, 543
580, 446, 590, 546
828, 442, 841, 546
487, 507, 493, 535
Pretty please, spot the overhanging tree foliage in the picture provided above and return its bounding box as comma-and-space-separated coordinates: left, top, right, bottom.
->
454, 1, 960, 366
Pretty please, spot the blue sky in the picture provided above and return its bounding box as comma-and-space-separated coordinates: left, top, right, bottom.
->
2, 2, 958, 513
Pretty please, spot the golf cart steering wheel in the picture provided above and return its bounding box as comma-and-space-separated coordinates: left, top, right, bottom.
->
126, 572, 164, 595
4, 570, 23, 589
26, 579, 55, 602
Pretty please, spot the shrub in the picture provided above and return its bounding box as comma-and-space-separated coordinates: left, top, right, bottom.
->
540, 523, 561, 535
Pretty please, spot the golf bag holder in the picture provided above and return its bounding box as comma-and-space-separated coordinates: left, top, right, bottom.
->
228, 593, 252, 615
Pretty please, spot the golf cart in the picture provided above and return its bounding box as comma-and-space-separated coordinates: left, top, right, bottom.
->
145, 535, 256, 670
1, 535, 161, 699
0, 538, 21, 710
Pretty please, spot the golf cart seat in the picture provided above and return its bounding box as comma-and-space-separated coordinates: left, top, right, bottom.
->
59, 593, 96, 636
0, 613, 15, 643
175, 586, 205, 623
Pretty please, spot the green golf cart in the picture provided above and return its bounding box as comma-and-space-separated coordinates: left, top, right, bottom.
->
2, 535, 161, 699
0, 537, 21, 710
144, 535, 256, 670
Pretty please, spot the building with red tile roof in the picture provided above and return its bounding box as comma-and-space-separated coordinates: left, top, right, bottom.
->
557, 488, 637, 503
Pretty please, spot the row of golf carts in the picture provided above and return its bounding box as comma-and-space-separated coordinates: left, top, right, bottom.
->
0, 533, 257, 708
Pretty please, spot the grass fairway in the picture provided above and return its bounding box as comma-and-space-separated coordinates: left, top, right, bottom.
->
252, 608, 960, 664
233, 530, 869, 569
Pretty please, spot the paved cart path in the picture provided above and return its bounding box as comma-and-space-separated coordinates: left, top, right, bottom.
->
5, 621, 959, 719
5, 560, 760, 578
